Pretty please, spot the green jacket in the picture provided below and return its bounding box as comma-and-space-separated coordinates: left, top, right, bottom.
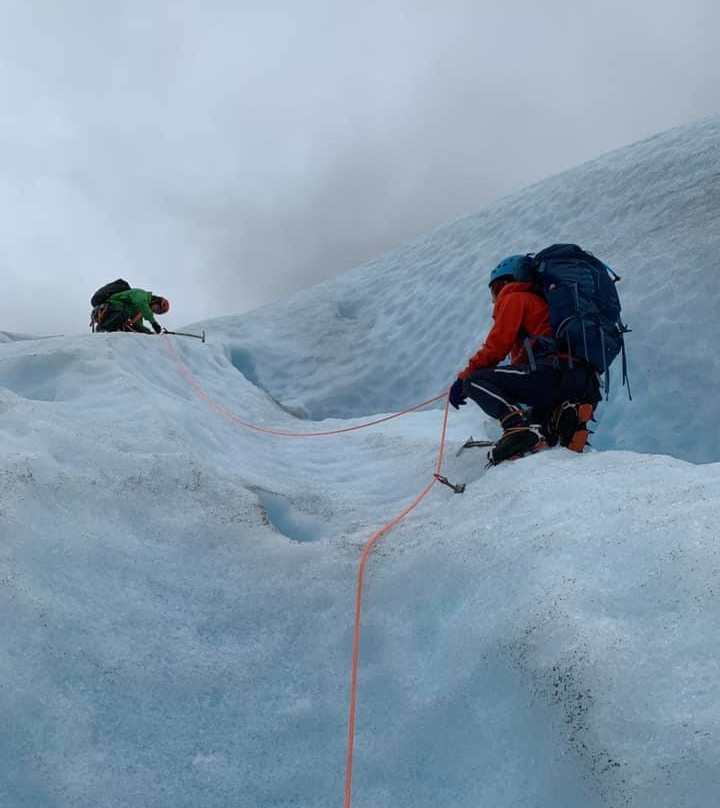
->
107, 288, 158, 334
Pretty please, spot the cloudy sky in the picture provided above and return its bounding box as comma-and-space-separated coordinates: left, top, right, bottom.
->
0, 0, 718, 335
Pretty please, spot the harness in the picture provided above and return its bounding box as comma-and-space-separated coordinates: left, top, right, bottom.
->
521, 332, 628, 401
90, 304, 138, 333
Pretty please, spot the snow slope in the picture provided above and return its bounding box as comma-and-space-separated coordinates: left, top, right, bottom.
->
201, 115, 720, 464
2, 118, 720, 808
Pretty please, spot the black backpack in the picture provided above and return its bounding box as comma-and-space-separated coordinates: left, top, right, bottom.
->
90, 279, 131, 308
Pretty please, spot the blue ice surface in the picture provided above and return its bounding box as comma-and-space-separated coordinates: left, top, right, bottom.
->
2, 117, 720, 808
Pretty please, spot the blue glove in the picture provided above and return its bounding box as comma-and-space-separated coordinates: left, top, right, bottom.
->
449, 378, 467, 410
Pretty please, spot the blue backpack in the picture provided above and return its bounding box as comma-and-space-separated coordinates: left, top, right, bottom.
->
516, 244, 631, 398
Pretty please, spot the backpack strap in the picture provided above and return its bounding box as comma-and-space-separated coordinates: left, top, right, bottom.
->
523, 336, 537, 371
90, 304, 108, 332
620, 330, 632, 401
521, 332, 561, 372
599, 325, 609, 398
600, 321, 633, 401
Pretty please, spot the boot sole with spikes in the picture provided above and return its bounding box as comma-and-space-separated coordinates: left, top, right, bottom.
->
487, 426, 548, 467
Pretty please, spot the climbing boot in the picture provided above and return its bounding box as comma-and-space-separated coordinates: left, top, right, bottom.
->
553, 401, 595, 453
487, 424, 547, 466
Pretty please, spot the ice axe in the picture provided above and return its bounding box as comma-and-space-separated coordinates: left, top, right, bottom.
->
433, 474, 466, 494
163, 329, 206, 343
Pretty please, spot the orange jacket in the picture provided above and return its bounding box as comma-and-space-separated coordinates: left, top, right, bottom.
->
459, 282, 553, 378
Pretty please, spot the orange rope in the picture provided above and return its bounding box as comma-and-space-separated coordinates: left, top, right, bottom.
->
344, 394, 451, 808
162, 334, 446, 436
162, 334, 453, 807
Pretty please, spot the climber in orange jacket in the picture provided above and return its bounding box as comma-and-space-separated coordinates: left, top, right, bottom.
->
449, 255, 600, 465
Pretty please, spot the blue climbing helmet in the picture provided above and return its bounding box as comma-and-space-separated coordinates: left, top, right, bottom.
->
488, 254, 530, 287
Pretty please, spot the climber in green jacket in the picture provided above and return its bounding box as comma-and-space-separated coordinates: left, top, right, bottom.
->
93, 288, 170, 334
